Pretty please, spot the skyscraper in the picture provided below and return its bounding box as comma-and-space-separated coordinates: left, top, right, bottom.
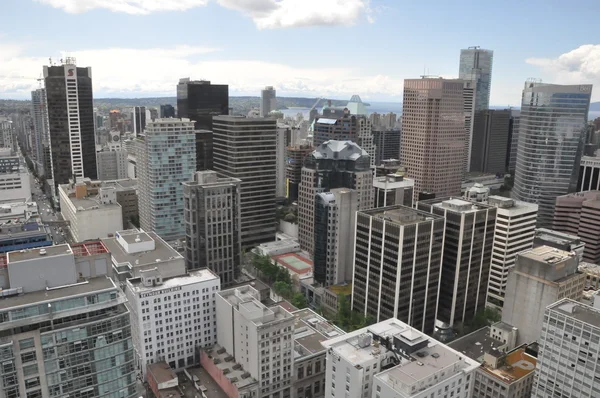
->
418, 197, 496, 327
463, 80, 476, 172
513, 82, 593, 227
401, 78, 465, 200
533, 299, 600, 398
30, 88, 49, 176
132, 105, 146, 136
298, 141, 373, 255
351, 206, 445, 333
137, 118, 196, 241
194, 130, 213, 171
183, 170, 242, 285
159, 104, 175, 118
260, 86, 276, 117
459, 47, 494, 111
44, 60, 97, 186
212, 116, 277, 249
486, 196, 538, 310
507, 110, 520, 173
313, 112, 357, 147
314, 188, 357, 286
470, 109, 511, 174
176, 78, 229, 130
285, 144, 313, 202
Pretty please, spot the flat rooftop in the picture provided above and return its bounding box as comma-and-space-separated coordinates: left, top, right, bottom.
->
0, 276, 115, 309
448, 327, 504, 363
204, 345, 258, 390
128, 269, 218, 294
219, 286, 293, 324
361, 206, 442, 226
71, 241, 109, 257
580, 262, 600, 276
148, 361, 177, 385
431, 197, 492, 213
273, 253, 312, 274
549, 299, 600, 327
292, 308, 344, 359
519, 246, 575, 265
535, 228, 581, 245
480, 348, 536, 384
102, 231, 183, 266
7, 244, 72, 263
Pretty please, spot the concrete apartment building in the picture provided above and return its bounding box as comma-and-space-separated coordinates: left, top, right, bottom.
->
418, 197, 496, 327
351, 206, 446, 334
313, 189, 357, 286
533, 299, 600, 397
215, 285, 295, 398
286, 145, 313, 202
137, 118, 196, 241
102, 228, 185, 283
291, 308, 345, 398
373, 174, 414, 208
212, 116, 277, 249
486, 196, 538, 310
96, 148, 128, 181
470, 109, 511, 174
0, 243, 137, 398
183, 170, 242, 285
58, 180, 123, 242
322, 318, 480, 398
501, 246, 586, 346
513, 82, 592, 227
0, 149, 31, 203
298, 141, 373, 255
401, 78, 465, 200
124, 264, 220, 375
553, 191, 600, 264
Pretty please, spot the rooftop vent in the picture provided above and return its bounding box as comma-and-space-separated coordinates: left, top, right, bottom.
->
135, 235, 141, 243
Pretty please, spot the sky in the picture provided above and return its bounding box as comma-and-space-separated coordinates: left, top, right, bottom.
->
1, 0, 600, 105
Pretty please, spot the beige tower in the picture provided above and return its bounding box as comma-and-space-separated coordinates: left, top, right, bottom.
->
401, 78, 465, 200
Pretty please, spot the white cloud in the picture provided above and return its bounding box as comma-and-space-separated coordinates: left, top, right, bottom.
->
526, 44, 600, 100
35, 0, 209, 15
36, 0, 373, 28
0, 42, 403, 100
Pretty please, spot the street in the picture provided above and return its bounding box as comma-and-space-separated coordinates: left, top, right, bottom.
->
29, 175, 69, 245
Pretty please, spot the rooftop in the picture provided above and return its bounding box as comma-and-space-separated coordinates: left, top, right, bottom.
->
432, 197, 493, 213
147, 361, 177, 385
127, 269, 219, 294
488, 196, 538, 215
102, 231, 183, 267
549, 298, 600, 327
204, 345, 258, 390
70, 241, 109, 257
448, 327, 505, 363
535, 228, 582, 245
7, 244, 72, 263
101, 178, 138, 190
480, 348, 536, 384
579, 262, 600, 276
219, 286, 294, 325
361, 205, 443, 226
273, 253, 313, 275
312, 140, 368, 162
292, 308, 344, 360
0, 276, 115, 309
519, 246, 575, 265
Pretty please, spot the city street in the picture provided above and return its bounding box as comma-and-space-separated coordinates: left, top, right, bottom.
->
29, 175, 69, 245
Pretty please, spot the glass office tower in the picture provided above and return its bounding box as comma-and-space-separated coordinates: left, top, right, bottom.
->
459, 47, 494, 111
513, 82, 592, 227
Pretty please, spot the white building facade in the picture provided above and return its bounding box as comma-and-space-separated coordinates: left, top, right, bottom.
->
124, 267, 220, 376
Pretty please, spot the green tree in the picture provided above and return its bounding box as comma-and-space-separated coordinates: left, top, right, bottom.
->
291, 293, 308, 309
273, 281, 292, 299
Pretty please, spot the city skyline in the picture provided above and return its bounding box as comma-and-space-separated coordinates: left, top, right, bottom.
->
0, 0, 599, 104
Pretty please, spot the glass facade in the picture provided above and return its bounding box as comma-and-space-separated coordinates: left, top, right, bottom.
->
459, 48, 493, 111
513, 82, 592, 227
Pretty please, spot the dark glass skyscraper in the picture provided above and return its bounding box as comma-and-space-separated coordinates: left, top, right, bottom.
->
459, 47, 494, 111
159, 104, 175, 118
176, 78, 229, 130
513, 82, 593, 227
44, 62, 96, 186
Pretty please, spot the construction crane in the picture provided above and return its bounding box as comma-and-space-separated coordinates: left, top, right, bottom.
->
310, 97, 324, 111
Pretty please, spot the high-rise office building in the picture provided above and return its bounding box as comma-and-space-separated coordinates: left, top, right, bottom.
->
357, 116, 376, 167
0, 149, 31, 203
486, 196, 538, 310
314, 188, 357, 286
0, 244, 137, 398
159, 104, 175, 118
351, 206, 445, 333
276, 124, 287, 198
96, 149, 128, 180
501, 246, 586, 346
470, 109, 510, 174
137, 118, 196, 241
418, 197, 496, 327
212, 116, 277, 249
463, 80, 476, 172
533, 299, 600, 398
44, 60, 97, 186
401, 78, 465, 200
554, 190, 600, 264
513, 82, 592, 227
176, 78, 229, 130
285, 144, 313, 202
459, 46, 494, 111
260, 86, 276, 117
298, 140, 373, 255
372, 129, 401, 164
30, 88, 49, 176
183, 170, 242, 285
507, 109, 520, 173
313, 112, 357, 147
577, 152, 600, 191
194, 130, 213, 171
132, 106, 146, 136
373, 174, 414, 208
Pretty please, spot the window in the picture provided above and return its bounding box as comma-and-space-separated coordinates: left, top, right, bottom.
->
21, 352, 37, 364
19, 338, 35, 350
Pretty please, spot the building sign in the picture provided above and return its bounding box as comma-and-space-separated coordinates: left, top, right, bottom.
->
140, 286, 181, 298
